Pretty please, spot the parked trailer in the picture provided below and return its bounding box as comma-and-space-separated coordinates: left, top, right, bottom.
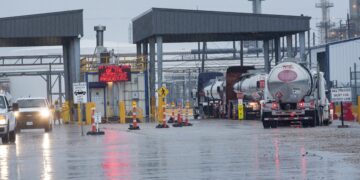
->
193, 66, 257, 119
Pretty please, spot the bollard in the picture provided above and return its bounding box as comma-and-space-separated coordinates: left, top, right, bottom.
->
91, 108, 96, 132
156, 105, 169, 128
129, 101, 140, 130
183, 100, 193, 127
173, 103, 183, 127
119, 101, 126, 124
168, 102, 175, 123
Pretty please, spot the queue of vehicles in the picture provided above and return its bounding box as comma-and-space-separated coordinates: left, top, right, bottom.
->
193, 58, 333, 128
0, 95, 53, 144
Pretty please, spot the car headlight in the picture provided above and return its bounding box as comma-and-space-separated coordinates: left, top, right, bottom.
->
40, 109, 50, 118
14, 111, 19, 118
0, 115, 7, 125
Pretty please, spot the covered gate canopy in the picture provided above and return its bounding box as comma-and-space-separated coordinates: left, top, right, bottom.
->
132, 8, 310, 43
132, 8, 311, 118
0, 9, 83, 105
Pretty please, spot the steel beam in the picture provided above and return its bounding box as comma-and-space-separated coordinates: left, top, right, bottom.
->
263, 39, 270, 73
156, 36, 163, 88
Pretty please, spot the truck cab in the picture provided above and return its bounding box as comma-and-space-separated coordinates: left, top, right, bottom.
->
0, 94, 16, 144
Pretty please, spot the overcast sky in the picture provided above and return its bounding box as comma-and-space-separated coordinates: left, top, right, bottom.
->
0, 0, 350, 45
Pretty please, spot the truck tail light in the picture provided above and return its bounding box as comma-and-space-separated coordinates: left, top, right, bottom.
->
271, 102, 279, 110
297, 101, 305, 109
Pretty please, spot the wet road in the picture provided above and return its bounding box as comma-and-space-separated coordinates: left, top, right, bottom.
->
1, 120, 360, 180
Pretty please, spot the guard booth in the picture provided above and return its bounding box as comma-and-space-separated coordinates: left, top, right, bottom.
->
81, 56, 146, 122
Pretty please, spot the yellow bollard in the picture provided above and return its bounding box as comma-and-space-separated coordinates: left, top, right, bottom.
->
158, 98, 165, 124
238, 104, 244, 120
119, 101, 126, 124
61, 101, 70, 124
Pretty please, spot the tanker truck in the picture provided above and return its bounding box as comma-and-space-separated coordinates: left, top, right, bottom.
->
261, 59, 331, 128
233, 73, 266, 120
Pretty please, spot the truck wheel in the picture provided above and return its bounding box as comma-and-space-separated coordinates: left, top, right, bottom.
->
270, 121, 278, 128
323, 119, 330, 126
262, 121, 270, 129
309, 119, 316, 127
9, 131, 16, 143
302, 121, 309, 128
45, 123, 52, 132
1, 134, 9, 144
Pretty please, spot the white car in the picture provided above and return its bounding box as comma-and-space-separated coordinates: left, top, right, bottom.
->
15, 97, 53, 132
0, 94, 16, 144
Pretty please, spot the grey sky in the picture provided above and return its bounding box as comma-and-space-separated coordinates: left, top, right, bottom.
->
0, 0, 350, 44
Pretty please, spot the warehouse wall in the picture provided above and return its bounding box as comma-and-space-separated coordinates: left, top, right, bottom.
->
329, 38, 360, 86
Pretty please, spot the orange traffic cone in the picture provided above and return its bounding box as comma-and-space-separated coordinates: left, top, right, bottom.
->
157, 105, 169, 128
129, 103, 140, 130
173, 103, 183, 127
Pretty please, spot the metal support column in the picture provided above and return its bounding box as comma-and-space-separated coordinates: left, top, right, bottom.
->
240, 41, 244, 67
149, 38, 156, 121
63, 38, 81, 121
58, 74, 62, 105
308, 30, 312, 69
274, 37, 280, 64
143, 42, 149, 118
299, 32, 306, 64
156, 36, 163, 88
233, 41, 236, 59
201, 42, 207, 72
136, 43, 141, 57
263, 40, 270, 73
286, 35, 293, 57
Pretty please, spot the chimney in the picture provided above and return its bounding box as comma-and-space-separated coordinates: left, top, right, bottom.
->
94, 25, 106, 47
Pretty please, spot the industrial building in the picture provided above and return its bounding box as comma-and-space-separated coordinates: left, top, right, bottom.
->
310, 37, 360, 102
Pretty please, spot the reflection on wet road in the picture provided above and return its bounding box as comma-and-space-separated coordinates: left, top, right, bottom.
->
0, 120, 359, 179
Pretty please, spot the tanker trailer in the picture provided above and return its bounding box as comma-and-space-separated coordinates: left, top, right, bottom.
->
233, 73, 266, 120
202, 78, 225, 118
261, 59, 330, 128
192, 72, 224, 119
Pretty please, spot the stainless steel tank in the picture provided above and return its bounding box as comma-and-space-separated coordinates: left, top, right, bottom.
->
233, 74, 266, 100
203, 79, 225, 100
267, 61, 313, 103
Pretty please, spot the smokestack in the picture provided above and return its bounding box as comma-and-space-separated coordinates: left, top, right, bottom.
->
94, 25, 106, 47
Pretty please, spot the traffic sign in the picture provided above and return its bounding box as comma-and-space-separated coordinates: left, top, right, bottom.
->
157, 86, 169, 97
94, 113, 102, 123
331, 88, 352, 102
73, 82, 88, 104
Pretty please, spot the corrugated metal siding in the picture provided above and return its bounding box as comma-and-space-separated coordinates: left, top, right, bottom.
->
329, 39, 360, 85
133, 8, 310, 43
0, 10, 83, 38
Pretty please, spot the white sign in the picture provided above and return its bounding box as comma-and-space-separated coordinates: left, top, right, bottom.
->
331, 88, 352, 102
94, 112, 102, 123
73, 82, 88, 104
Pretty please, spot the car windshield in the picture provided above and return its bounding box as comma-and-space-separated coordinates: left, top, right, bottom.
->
17, 99, 46, 108
0, 97, 5, 109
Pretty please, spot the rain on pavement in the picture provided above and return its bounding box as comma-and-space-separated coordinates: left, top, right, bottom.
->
0, 120, 360, 180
